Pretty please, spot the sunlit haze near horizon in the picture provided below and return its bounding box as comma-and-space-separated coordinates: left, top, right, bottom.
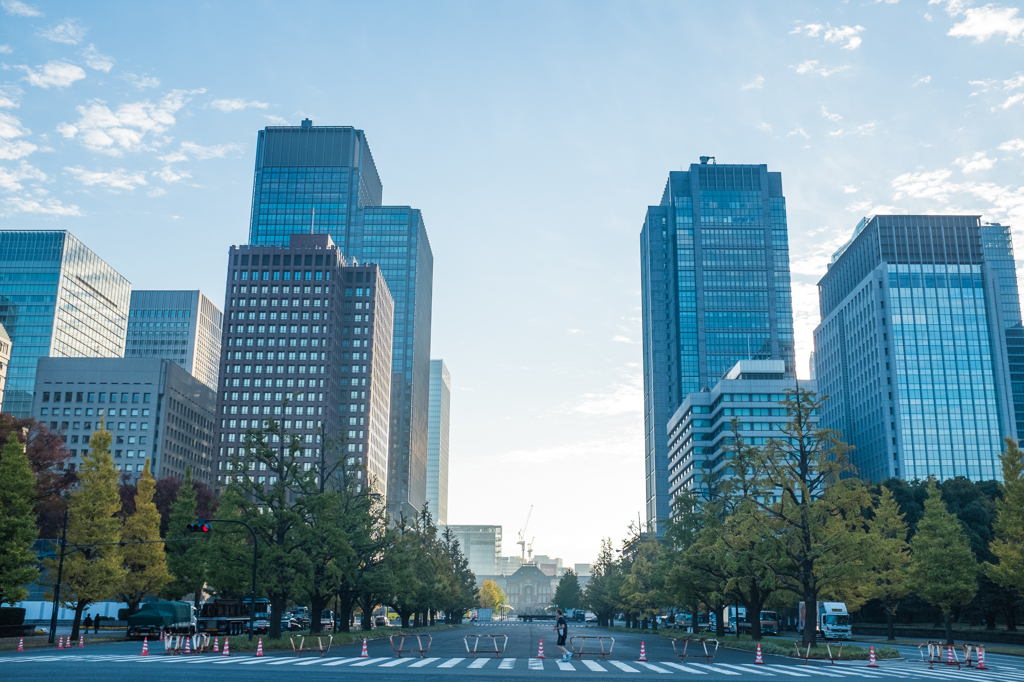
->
2, 0, 1023, 567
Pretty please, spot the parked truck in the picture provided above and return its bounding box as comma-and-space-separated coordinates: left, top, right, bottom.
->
126, 601, 195, 639
197, 598, 252, 635
798, 601, 851, 640
722, 607, 780, 635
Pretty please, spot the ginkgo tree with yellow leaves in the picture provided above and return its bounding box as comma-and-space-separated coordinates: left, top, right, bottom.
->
116, 459, 172, 615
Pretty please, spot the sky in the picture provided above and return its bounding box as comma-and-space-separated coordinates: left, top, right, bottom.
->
2, 0, 1023, 568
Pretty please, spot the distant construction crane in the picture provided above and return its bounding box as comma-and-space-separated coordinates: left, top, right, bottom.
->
517, 505, 533, 564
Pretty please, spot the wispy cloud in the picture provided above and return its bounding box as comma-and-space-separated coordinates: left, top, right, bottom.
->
821, 105, 842, 121
793, 60, 849, 77
14, 61, 87, 89
999, 137, 1024, 154
0, 45, 11, 54
0, 85, 22, 109
955, 151, 996, 173
38, 19, 86, 45
209, 98, 268, 112
569, 373, 642, 417
742, 75, 765, 90
757, 122, 773, 133
179, 141, 243, 159
948, 5, 1024, 44
828, 122, 878, 136
0, 111, 36, 160
264, 115, 289, 125
0, 160, 45, 192
121, 73, 160, 89
787, 128, 809, 138
80, 44, 113, 72
790, 22, 865, 49
842, 185, 859, 193
2, 0, 42, 17
612, 335, 637, 344
152, 165, 191, 184
2, 195, 80, 216
65, 166, 147, 191
914, 75, 932, 86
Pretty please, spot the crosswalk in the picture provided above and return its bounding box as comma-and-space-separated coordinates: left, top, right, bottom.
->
3, 653, 1024, 678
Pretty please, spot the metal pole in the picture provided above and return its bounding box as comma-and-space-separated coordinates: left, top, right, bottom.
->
48, 509, 69, 644
250, 533, 257, 642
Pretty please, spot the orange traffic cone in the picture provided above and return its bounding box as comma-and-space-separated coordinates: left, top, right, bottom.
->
57, 635, 63, 649
255, 638, 264, 657
977, 646, 988, 671
360, 638, 368, 657
946, 645, 957, 666
868, 646, 879, 668
78, 634, 84, 648
222, 637, 230, 657
537, 638, 545, 659
184, 636, 191, 655
213, 637, 219, 653
18, 637, 24, 651
755, 643, 765, 665
639, 641, 648, 662
141, 637, 149, 656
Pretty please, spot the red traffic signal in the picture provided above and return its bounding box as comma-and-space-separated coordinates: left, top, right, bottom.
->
187, 520, 212, 533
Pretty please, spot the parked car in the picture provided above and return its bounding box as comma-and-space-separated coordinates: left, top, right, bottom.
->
374, 616, 390, 627
320, 610, 334, 631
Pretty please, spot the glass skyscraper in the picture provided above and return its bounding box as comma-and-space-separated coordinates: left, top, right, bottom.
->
427, 359, 450, 525
247, 120, 433, 520
814, 215, 1018, 482
126, 290, 223, 391
0, 230, 130, 417
640, 160, 794, 531
980, 222, 1024, 438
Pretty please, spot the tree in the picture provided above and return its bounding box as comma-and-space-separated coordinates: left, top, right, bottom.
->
585, 539, 624, 627
866, 486, 911, 640
440, 529, 477, 623
161, 467, 209, 610
0, 434, 40, 605
0, 414, 75, 538
989, 438, 1024, 596
620, 539, 662, 628
300, 489, 352, 634
552, 570, 583, 611
117, 459, 172, 614
45, 426, 127, 641
908, 480, 978, 645
479, 579, 505, 610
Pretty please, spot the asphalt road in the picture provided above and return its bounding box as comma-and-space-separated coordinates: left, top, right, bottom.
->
4, 623, 1024, 681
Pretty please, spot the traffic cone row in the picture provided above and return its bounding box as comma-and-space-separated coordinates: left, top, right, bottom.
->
213, 637, 219, 653
141, 637, 149, 656
638, 641, 648, 662
978, 646, 988, 671
78, 634, 84, 648
255, 638, 264, 657
18, 637, 24, 652
360, 638, 368, 657
754, 643, 764, 665
222, 637, 230, 656
537, 638, 545, 659
946, 645, 956, 666
867, 646, 879, 668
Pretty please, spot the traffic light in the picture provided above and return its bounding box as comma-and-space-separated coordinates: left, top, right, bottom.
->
187, 519, 212, 533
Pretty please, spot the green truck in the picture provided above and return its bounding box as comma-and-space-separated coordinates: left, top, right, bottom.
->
126, 601, 195, 639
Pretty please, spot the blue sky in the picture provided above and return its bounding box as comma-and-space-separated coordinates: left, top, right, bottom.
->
2, 0, 1023, 566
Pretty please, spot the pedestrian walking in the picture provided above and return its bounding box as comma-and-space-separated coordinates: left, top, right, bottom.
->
93, 615, 100, 633
555, 609, 571, 662
83, 615, 93, 630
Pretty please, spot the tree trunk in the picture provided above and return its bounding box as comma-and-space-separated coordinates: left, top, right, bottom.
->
945, 613, 954, 646
70, 601, 87, 642
985, 610, 997, 630
886, 610, 895, 641
802, 590, 819, 647
1006, 601, 1018, 632
714, 604, 725, 638
336, 595, 355, 633
269, 594, 285, 640
309, 594, 326, 635
359, 594, 374, 631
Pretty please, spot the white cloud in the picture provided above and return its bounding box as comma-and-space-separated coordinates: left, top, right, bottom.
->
152, 165, 191, 183
955, 151, 996, 173
821, 105, 842, 121
80, 44, 113, 72
790, 22, 865, 49
0, 111, 36, 160
0, 160, 45, 192
14, 61, 87, 89
999, 137, 1024, 153
969, 78, 998, 95
570, 374, 643, 417
157, 150, 188, 164
179, 141, 243, 159
790, 233, 852, 276
842, 185, 860, 193
793, 60, 849, 76
121, 73, 160, 89
612, 335, 637, 344
65, 166, 147, 190
2, 0, 41, 17
38, 19, 86, 45
845, 199, 901, 214
3, 195, 81, 216
742, 75, 765, 90
891, 169, 956, 201
829, 122, 878, 136
914, 75, 932, 85
949, 5, 1024, 43
0, 45, 12, 54
566, 329, 580, 334
787, 128, 809, 138
57, 88, 205, 156
890, 166, 1024, 229
146, 187, 166, 197
209, 98, 269, 112
995, 93, 1024, 110
264, 115, 289, 125
757, 122, 773, 133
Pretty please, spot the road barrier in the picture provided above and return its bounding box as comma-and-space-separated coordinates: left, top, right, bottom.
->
390, 634, 432, 658
568, 636, 616, 661
290, 635, 333, 657
918, 641, 960, 670
794, 641, 843, 665
672, 638, 718, 663
463, 634, 508, 658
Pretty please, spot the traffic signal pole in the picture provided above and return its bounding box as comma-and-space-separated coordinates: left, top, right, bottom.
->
190, 518, 258, 641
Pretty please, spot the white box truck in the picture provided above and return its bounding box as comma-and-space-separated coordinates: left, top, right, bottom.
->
799, 601, 851, 640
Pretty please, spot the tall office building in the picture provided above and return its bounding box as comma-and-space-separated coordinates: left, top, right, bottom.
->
214, 234, 394, 495
426, 359, 450, 525
246, 120, 434, 520
441, 525, 501, 579
126, 290, 223, 391
30, 357, 217, 483
0, 231, 131, 417
814, 215, 1018, 482
639, 160, 794, 531
980, 223, 1024, 438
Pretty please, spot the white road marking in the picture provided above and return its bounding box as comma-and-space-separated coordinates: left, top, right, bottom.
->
582, 660, 608, 671
662, 662, 709, 674
609, 661, 641, 673
529, 658, 544, 670
557, 660, 576, 671
717, 663, 776, 676
437, 657, 465, 668
637, 662, 672, 673
468, 658, 490, 668
323, 657, 364, 666
378, 658, 415, 667
294, 658, 331, 665
408, 657, 441, 668
498, 658, 516, 669
693, 663, 742, 675
348, 657, 385, 666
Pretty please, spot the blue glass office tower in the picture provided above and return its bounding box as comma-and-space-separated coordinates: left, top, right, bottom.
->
247, 120, 434, 520
639, 160, 795, 531
813, 215, 1018, 483
0, 230, 130, 417
980, 223, 1024, 438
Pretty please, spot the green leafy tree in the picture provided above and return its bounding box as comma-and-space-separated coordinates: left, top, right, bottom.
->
0, 434, 40, 605
552, 569, 583, 611
440, 528, 477, 623
45, 426, 127, 641
988, 438, 1024, 595
620, 539, 662, 627
585, 539, 624, 627
117, 459, 172, 614
301, 489, 352, 633
379, 519, 424, 628
866, 485, 911, 640
908, 480, 978, 644
479, 578, 505, 610
161, 467, 208, 610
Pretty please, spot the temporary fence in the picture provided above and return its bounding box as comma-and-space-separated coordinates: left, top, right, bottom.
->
463, 634, 508, 658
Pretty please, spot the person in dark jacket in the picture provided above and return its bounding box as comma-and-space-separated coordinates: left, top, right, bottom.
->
83, 614, 93, 629
94, 615, 101, 633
